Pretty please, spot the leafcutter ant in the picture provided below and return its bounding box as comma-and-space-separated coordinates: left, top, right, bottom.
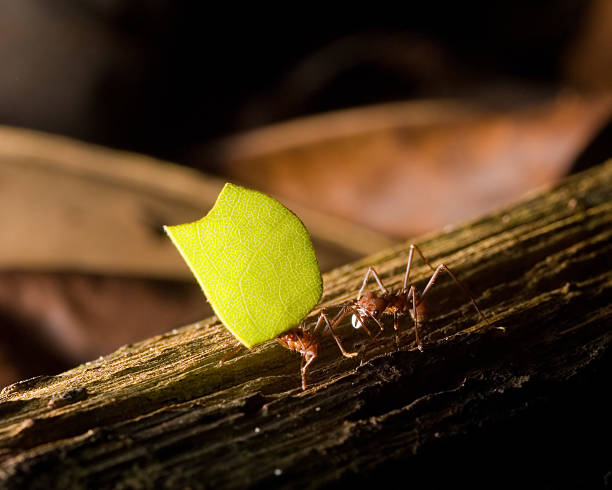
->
329, 244, 490, 351
219, 312, 357, 390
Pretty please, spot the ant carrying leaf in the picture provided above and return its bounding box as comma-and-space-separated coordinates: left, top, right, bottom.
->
219, 310, 357, 390
165, 183, 356, 390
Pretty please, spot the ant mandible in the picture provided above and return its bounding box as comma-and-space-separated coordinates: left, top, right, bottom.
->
219, 311, 357, 390
329, 244, 490, 351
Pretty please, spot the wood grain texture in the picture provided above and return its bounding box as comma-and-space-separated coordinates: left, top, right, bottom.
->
0, 160, 610, 489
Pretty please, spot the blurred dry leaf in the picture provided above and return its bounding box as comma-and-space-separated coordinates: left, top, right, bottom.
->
0, 126, 392, 386
564, 0, 612, 91
207, 93, 612, 238
0, 272, 208, 387
0, 126, 389, 277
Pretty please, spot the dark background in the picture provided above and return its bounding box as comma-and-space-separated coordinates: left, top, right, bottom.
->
0, 1, 602, 162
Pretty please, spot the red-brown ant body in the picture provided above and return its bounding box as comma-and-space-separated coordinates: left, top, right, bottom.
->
276, 312, 357, 389
219, 244, 489, 389
331, 244, 490, 350
220, 312, 356, 390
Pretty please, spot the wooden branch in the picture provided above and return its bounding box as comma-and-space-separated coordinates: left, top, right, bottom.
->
1, 161, 611, 488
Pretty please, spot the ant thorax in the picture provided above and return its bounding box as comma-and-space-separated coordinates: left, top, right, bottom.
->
385, 292, 409, 315
350, 287, 425, 329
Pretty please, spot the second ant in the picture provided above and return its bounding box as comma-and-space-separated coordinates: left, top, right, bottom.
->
219, 244, 491, 390
329, 244, 491, 351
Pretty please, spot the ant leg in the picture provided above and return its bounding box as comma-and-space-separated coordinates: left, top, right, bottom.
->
419, 264, 490, 326
349, 307, 378, 336
218, 344, 244, 365
366, 310, 385, 333
358, 309, 386, 352
409, 286, 423, 351
327, 306, 353, 330
403, 244, 438, 291
324, 305, 373, 336
351, 309, 372, 336
348, 305, 385, 335
301, 353, 317, 390
314, 312, 358, 358
393, 312, 400, 349
358, 267, 389, 300
296, 322, 308, 352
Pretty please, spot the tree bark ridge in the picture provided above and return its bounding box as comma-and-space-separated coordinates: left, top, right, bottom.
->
0, 161, 611, 488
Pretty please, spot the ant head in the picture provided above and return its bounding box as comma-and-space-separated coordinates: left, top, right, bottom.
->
359, 291, 377, 301
358, 294, 387, 317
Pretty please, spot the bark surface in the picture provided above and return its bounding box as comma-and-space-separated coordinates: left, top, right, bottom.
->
1, 161, 611, 489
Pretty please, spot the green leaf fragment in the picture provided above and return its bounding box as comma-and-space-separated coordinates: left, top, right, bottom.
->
164, 183, 322, 348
